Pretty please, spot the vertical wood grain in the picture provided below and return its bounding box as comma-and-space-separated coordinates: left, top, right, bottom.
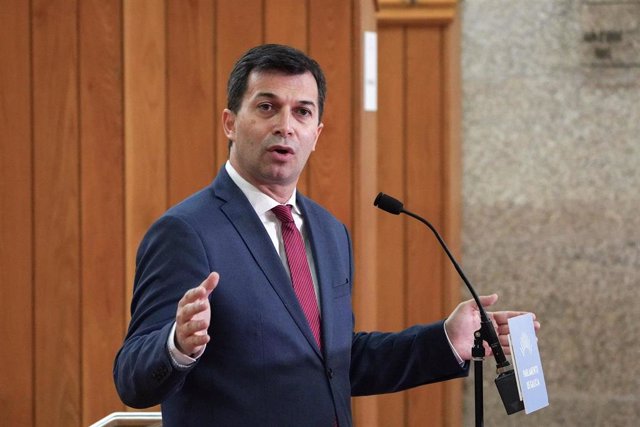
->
167, 0, 216, 205
351, 1, 380, 425
214, 0, 264, 169
441, 13, 463, 426
376, 25, 408, 427
308, 0, 353, 227
32, 0, 81, 425
405, 29, 444, 320
377, 8, 462, 426
0, 0, 34, 424
79, 0, 125, 423
405, 26, 445, 426
264, 0, 308, 50
124, 0, 167, 315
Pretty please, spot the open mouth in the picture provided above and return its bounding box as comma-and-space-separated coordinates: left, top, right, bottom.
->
269, 145, 294, 156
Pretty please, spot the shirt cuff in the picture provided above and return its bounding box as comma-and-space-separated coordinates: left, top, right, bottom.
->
167, 322, 205, 368
443, 323, 465, 366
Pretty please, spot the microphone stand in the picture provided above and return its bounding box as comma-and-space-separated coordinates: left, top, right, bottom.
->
374, 193, 523, 426
473, 331, 485, 427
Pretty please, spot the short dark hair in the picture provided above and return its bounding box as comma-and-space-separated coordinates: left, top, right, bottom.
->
227, 44, 327, 122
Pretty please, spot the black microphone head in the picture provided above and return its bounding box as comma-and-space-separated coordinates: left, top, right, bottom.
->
374, 192, 404, 215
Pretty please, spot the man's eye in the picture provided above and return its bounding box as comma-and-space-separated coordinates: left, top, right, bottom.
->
258, 104, 273, 111
297, 108, 312, 117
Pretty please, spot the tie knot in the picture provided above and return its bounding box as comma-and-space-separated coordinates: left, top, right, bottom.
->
272, 204, 294, 224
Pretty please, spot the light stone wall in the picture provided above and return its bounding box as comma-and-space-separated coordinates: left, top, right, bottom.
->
461, 0, 640, 425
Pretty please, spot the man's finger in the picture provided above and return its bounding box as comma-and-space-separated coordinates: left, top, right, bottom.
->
178, 332, 210, 353
499, 334, 510, 347
177, 272, 219, 309
177, 300, 208, 323
476, 294, 498, 309
178, 286, 206, 308
493, 310, 536, 324
180, 318, 209, 336
185, 333, 210, 347
496, 323, 510, 335
201, 272, 219, 296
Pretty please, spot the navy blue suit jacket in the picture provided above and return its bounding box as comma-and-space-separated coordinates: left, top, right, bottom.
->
114, 167, 468, 426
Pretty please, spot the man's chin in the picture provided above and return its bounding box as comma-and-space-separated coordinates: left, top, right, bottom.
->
261, 166, 301, 185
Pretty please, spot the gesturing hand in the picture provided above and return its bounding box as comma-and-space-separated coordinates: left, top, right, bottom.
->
175, 272, 219, 357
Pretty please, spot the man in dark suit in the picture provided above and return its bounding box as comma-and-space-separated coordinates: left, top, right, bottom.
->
114, 44, 532, 426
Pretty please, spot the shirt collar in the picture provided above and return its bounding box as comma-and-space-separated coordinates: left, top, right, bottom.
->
225, 161, 300, 217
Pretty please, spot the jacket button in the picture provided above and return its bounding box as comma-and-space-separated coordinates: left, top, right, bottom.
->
327, 368, 334, 379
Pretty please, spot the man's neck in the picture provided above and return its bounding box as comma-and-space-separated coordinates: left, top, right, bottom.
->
253, 184, 293, 204
225, 161, 296, 204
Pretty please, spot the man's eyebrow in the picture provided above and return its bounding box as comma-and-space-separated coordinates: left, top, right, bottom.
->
254, 92, 317, 108
255, 91, 277, 99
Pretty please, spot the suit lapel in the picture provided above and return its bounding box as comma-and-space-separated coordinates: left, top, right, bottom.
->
298, 196, 336, 358
213, 169, 322, 358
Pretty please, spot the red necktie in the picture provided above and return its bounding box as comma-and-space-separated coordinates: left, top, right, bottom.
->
272, 204, 322, 349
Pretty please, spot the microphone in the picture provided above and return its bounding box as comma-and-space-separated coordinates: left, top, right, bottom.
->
374, 192, 524, 415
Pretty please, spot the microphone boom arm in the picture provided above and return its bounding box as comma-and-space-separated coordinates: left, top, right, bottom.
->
401, 209, 509, 369
374, 192, 524, 415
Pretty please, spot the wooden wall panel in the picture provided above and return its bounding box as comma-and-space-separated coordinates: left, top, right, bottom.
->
442, 14, 464, 427
405, 26, 446, 426
32, 0, 81, 425
378, 0, 457, 24
0, 0, 33, 424
79, 0, 125, 424
214, 0, 264, 168
376, 26, 408, 427
350, 1, 381, 425
124, 0, 167, 310
308, 0, 353, 227
377, 2, 462, 425
0, 1, 463, 426
264, 0, 308, 51
167, 0, 216, 205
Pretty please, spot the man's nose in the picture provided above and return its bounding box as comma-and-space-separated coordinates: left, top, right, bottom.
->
273, 110, 294, 137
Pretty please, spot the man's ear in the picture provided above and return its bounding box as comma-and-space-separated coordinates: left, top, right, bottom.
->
222, 109, 236, 140
312, 122, 324, 151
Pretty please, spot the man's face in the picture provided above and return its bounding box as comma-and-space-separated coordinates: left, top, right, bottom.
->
223, 70, 323, 194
